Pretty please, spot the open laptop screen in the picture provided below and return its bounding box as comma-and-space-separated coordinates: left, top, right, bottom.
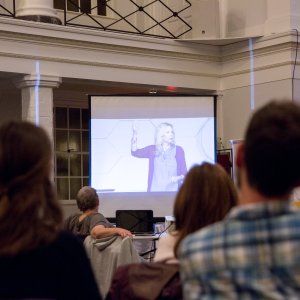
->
116, 210, 154, 234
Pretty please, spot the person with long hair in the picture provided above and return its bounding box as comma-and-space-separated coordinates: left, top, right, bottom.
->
106, 163, 237, 300
154, 162, 237, 262
0, 121, 101, 299
131, 122, 187, 192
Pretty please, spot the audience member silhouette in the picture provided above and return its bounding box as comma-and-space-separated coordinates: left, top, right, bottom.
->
155, 162, 237, 263
0, 121, 101, 300
107, 162, 237, 300
180, 100, 300, 299
65, 186, 132, 241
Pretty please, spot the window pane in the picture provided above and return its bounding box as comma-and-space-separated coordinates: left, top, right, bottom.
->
70, 154, 81, 176
56, 153, 68, 176
57, 178, 69, 200
70, 178, 82, 199
54, 0, 65, 10
55, 130, 68, 151
69, 108, 80, 129
82, 131, 89, 152
82, 109, 89, 129
55, 107, 67, 128
83, 154, 89, 176
67, 0, 79, 12
69, 131, 81, 151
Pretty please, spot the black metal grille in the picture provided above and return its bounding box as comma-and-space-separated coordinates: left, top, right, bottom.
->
0, 0, 15, 18
0, 0, 192, 39
63, 0, 192, 39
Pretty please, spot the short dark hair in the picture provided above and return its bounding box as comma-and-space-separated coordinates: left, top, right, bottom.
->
76, 186, 99, 212
244, 100, 300, 197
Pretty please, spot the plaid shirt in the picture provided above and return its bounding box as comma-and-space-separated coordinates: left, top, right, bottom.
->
179, 201, 300, 300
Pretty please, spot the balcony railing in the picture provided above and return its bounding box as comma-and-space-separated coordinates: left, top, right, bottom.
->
0, 0, 15, 18
0, 0, 192, 39
61, 0, 192, 39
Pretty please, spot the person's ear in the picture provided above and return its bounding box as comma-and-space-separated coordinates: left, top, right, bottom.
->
236, 143, 245, 168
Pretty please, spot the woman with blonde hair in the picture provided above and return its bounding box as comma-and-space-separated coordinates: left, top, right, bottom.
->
0, 121, 101, 299
155, 162, 237, 262
131, 122, 187, 192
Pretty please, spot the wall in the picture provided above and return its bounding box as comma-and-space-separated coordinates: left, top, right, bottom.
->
223, 0, 267, 37
0, 88, 21, 124
191, 0, 220, 38
220, 79, 293, 147
292, 0, 300, 30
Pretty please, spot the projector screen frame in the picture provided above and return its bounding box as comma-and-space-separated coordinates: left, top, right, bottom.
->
88, 94, 217, 218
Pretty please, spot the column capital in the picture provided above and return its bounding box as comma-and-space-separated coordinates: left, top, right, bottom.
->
15, 0, 61, 25
214, 90, 224, 98
14, 74, 62, 89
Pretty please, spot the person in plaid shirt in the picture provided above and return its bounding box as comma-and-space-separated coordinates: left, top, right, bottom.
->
179, 100, 300, 299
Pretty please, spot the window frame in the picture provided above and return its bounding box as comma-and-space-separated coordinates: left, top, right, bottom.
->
54, 106, 90, 201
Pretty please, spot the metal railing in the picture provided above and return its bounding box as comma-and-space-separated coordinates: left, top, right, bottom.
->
0, 0, 15, 18
0, 0, 192, 39
63, 0, 192, 39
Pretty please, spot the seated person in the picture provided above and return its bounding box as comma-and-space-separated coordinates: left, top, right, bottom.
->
0, 121, 101, 300
64, 186, 132, 240
180, 101, 300, 299
106, 163, 237, 300
154, 162, 237, 263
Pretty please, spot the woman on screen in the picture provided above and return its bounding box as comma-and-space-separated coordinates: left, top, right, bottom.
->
131, 122, 187, 192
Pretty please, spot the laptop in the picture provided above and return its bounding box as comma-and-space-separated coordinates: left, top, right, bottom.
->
116, 210, 154, 235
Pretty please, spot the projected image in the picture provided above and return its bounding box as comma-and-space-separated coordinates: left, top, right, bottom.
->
131, 122, 187, 192
91, 118, 214, 193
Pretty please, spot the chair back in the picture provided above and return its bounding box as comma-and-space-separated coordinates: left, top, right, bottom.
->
106, 262, 182, 300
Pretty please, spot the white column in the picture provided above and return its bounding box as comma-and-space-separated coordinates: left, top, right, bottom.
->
15, 0, 61, 24
15, 74, 61, 140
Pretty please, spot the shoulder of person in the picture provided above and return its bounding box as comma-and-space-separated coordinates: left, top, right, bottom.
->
90, 212, 105, 220
180, 221, 225, 255
158, 232, 178, 243
64, 213, 80, 226
175, 145, 184, 153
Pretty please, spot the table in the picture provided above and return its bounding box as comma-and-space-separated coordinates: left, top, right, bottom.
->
132, 234, 160, 261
